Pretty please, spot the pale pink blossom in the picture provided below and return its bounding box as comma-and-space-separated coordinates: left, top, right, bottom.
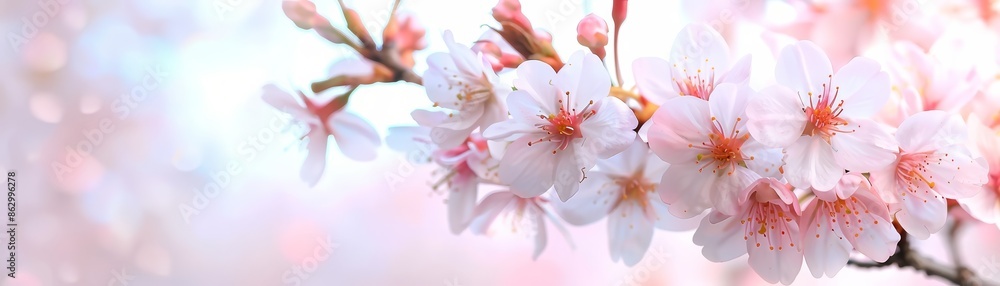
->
553, 137, 698, 266
576, 14, 609, 59
387, 127, 499, 234
483, 52, 638, 201
870, 111, 988, 238
648, 83, 782, 217
800, 174, 900, 278
632, 23, 751, 104
261, 84, 379, 187
959, 114, 1000, 228
877, 42, 981, 126
746, 41, 897, 191
693, 177, 803, 284
468, 191, 571, 260
414, 31, 510, 149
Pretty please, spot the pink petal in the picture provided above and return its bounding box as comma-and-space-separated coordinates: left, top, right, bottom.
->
648, 96, 712, 164
784, 136, 843, 191
608, 201, 655, 266
844, 184, 899, 261
512, 60, 559, 113
894, 184, 948, 239
447, 176, 479, 234
468, 191, 516, 234
555, 51, 612, 112
553, 173, 616, 225
829, 119, 897, 173
775, 41, 833, 97
745, 85, 807, 148
692, 211, 747, 262
579, 98, 638, 159
595, 135, 650, 177
632, 57, 677, 105
717, 54, 752, 85
531, 206, 549, 260
896, 110, 968, 153
708, 83, 752, 137
831, 57, 890, 119
499, 136, 558, 198
329, 112, 380, 161
553, 152, 583, 202
959, 188, 1000, 225
482, 91, 544, 141
669, 23, 731, 78
657, 165, 714, 218
261, 84, 313, 123
800, 199, 853, 278
299, 130, 329, 187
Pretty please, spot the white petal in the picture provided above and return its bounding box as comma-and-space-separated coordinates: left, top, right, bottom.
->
579, 98, 638, 159
692, 212, 747, 262
633, 57, 678, 105
830, 119, 897, 172
959, 188, 1000, 225
717, 54, 752, 85
784, 136, 843, 191
447, 176, 479, 234
775, 41, 833, 96
595, 136, 650, 176
556, 51, 612, 112
669, 23, 731, 78
608, 201, 655, 266
896, 110, 968, 153
499, 136, 557, 198
832, 57, 890, 119
800, 199, 853, 278
657, 165, 714, 218
330, 112, 381, 161
300, 130, 329, 187
746, 85, 808, 148
512, 60, 559, 113
894, 185, 948, 239
261, 84, 313, 122
649, 197, 701, 231
468, 191, 516, 234
648, 96, 712, 164
531, 205, 549, 260
553, 152, 584, 202
708, 83, 752, 137
553, 173, 616, 225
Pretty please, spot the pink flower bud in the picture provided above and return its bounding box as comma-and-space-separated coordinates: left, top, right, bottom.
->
282, 0, 321, 29
492, 0, 533, 31
576, 14, 609, 58
533, 30, 552, 43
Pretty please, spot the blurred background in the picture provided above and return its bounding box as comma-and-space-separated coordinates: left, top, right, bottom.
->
2, 0, 1000, 285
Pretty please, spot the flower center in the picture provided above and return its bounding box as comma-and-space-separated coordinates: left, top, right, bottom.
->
741, 200, 795, 251
674, 67, 715, 100
801, 76, 853, 141
530, 98, 597, 154
896, 152, 940, 193
612, 174, 656, 212
689, 116, 753, 175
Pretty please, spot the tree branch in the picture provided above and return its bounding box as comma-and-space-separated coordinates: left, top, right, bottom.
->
848, 230, 996, 286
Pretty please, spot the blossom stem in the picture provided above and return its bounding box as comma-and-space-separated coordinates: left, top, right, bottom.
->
612, 24, 623, 87
847, 227, 996, 286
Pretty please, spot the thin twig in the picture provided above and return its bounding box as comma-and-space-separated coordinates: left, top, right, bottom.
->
848, 231, 995, 286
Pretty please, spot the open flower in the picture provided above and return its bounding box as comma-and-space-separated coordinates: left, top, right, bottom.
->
800, 174, 900, 278
958, 114, 1000, 229
553, 136, 698, 266
483, 52, 637, 201
632, 23, 751, 104
261, 84, 380, 187
870, 111, 988, 238
746, 40, 897, 191
415, 31, 510, 149
693, 177, 803, 285
649, 83, 782, 217
877, 42, 982, 126
468, 191, 571, 260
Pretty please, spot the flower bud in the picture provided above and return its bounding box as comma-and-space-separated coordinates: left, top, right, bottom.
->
492, 0, 533, 31
576, 14, 609, 58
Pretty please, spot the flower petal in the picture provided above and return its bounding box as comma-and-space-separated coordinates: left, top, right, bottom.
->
512, 60, 559, 113
580, 98, 638, 159
657, 164, 714, 218
608, 201, 655, 266
669, 23, 731, 78
784, 136, 843, 191
831, 57, 889, 119
692, 211, 747, 262
633, 57, 678, 105
447, 176, 479, 234
830, 118, 897, 173
648, 96, 712, 164
746, 85, 808, 148
556, 51, 612, 112
896, 110, 968, 153
775, 41, 833, 96
299, 130, 329, 187
499, 136, 557, 198
800, 199, 853, 278
330, 112, 381, 161
553, 173, 616, 225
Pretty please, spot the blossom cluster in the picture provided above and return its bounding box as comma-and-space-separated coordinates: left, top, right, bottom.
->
266, 0, 1000, 284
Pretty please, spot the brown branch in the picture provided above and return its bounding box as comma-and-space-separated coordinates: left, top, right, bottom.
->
848, 230, 996, 286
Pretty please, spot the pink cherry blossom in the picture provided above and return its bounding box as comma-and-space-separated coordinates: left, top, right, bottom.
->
746, 40, 898, 191
414, 31, 510, 149
800, 174, 900, 278
632, 23, 751, 104
693, 177, 803, 285
483, 52, 638, 201
468, 191, 571, 260
261, 84, 380, 187
387, 127, 499, 234
576, 14, 609, 59
648, 83, 782, 217
870, 111, 989, 238
877, 42, 982, 126
959, 114, 1000, 229
553, 136, 698, 266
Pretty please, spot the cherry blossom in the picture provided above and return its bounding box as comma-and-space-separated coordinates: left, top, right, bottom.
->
648, 83, 782, 217
877, 42, 981, 126
553, 136, 698, 266
800, 174, 900, 278
958, 114, 1000, 229
869, 111, 988, 238
576, 14, 609, 59
261, 84, 380, 187
414, 31, 510, 149
468, 191, 571, 260
483, 52, 637, 201
746, 40, 897, 191
632, 23, 751, 104
693, 177, 802, 284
